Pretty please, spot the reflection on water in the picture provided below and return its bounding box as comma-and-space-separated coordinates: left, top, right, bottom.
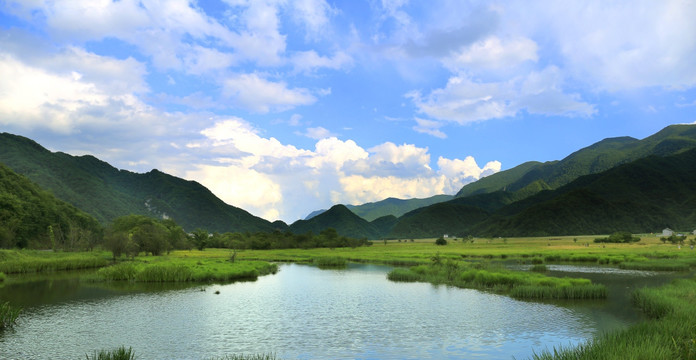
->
0, 263, 668, 360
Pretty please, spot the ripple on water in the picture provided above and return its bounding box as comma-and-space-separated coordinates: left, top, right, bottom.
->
0, 263, 614, 360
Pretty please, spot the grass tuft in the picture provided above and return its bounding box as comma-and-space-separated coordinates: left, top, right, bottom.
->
85, 346, 136, 360
0, 301, 21, 331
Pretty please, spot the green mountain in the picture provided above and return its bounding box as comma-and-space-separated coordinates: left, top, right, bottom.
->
388, 201, 489, 239
387, 124, 696, 238
456, 124, 696, 201
473, 147, 696, 236
370, 215, 398, 237
290, 204, 381, 239
347, 195, 454, 221
0, 163, 102, 249
0, 133, 278, 233
305, 195, 453, 221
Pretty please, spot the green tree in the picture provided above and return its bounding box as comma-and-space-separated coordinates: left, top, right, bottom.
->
191, 228, 209, 251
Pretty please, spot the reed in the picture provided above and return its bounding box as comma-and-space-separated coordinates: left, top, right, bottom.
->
0, 250, 109, 274
530, 264, 547, 272
510, 284, 606, 300
84, 346, 136, 360
387, 268, 422, 282
92, 260, 277, 283
387, 261, 605, 300
0, 301, 21, 330
531, 277, 696, 359
312, 256, 347, 268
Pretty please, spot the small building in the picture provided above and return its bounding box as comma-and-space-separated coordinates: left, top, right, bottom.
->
692, 230, 696, 235
663, 228, 674, 237
443, 234, 449, 239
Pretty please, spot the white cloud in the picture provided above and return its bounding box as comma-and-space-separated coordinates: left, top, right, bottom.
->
528, 0, 696, 91
408, 66, 595, 124
186, 163, 283, 221
443, 36, 538, 72
413, 118, 447, 138
222, 73, 317, 113
186, 119, 502, 221
291, 50, 353, 73
290, 0, 336, 40
303, 126, 336, 140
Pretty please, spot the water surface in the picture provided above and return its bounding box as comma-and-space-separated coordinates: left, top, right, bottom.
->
0, 263, 661, 359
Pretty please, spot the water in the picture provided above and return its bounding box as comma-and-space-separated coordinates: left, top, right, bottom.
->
0, 263, 665, 359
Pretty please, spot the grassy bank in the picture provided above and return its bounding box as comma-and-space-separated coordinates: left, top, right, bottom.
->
0, 250, 110, 274
533, 276, 696, 359
91, 257, 277, 283
388, 259, 606, 300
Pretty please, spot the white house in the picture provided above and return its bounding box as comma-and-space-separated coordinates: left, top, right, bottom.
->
692, 230, 696, 235
663, 228, 674, 237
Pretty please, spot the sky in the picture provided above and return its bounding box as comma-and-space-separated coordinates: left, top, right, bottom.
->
1, 0, 695, 223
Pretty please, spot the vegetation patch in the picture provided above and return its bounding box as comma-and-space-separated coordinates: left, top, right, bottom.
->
532, 277, 696, 359
85, 346, 136, 360
93, 258, 277, 283
387, 260, 606, 300
0, 301, 21, 330
0, 250, 109, 274
312, 256, 347, 269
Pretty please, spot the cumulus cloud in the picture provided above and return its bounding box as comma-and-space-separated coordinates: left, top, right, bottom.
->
222, 73, 317, 113
408, 66, 595, 124
183, 118, 500, 221
302, 126, 336, 140
521, 0, 696, 91
412, 118, 447, 138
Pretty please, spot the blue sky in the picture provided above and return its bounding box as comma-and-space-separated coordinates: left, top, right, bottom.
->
1, 0, 695, 223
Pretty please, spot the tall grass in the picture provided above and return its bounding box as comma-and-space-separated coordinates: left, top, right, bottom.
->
93, 261, 277, 283
85, 346, 136, 360
387, 261, 606, 300
312, 256, 347, 268
532, 277, 696, 359
0, 250, 109, 274
0, 301, 21, 330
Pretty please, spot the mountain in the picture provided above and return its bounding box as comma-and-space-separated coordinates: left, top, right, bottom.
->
0, 133, 278, 233
456, 124, 696, 201
0, 163, 102, 249
387, 124, 696, 238
472, 147, 696, 236
304, 195, 453, 221
290, 205, 382, 239
347, 195, 454, 221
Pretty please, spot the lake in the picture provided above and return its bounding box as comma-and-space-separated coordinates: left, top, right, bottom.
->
0, 263, 680, 359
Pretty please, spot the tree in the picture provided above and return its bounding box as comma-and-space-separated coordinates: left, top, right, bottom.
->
191, 228, 209, 251
132, 223, 170, 256
435, 237, 447, 246
104, 230, 129, 259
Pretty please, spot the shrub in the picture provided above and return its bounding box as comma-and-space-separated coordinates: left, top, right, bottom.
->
435, 237, 447, 245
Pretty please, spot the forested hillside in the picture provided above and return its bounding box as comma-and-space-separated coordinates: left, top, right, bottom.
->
0, 163, 102, 249
0, 133, 278, 233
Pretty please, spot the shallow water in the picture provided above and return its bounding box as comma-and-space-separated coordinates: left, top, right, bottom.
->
0, 263, 672, 359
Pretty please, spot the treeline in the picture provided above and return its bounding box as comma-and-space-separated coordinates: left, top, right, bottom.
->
194, 227, 371, 251
102, 214, 371, 259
